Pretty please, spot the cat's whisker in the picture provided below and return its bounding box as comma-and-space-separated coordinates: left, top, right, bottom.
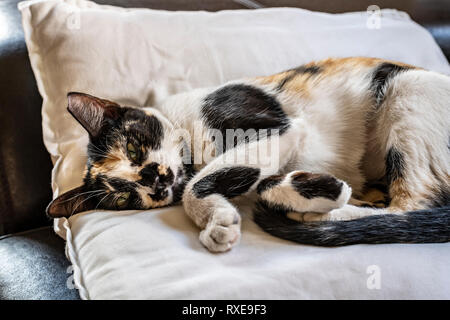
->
70, 191, 106, 216
95, 193, 113, 211
89, 143, 123, 161
59, 189, 104, 204
88, 151, 118, 161
89, 143, 109, 155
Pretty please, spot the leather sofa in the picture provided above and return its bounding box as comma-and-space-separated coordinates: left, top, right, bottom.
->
0, 0, 449, 300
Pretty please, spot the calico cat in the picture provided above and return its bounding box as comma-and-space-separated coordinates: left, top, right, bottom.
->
47, 57, 450, 252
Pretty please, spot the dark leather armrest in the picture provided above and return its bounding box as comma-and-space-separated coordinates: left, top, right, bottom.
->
0, 227, 80, 299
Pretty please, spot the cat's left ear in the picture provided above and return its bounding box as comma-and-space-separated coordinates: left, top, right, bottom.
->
46, 185, 96, 218
67, 92, 122, 138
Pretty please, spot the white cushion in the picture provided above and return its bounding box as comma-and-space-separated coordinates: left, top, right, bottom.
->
65, 207, 450, 299
20, 0, 450, 299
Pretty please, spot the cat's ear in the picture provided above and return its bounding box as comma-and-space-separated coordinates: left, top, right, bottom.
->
46, 185, 96, 218
67, 92, 122, 138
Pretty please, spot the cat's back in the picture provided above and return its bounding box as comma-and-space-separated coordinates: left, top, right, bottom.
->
252, 57, 417, 113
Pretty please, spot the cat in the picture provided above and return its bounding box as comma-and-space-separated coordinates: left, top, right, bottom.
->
46, 57, 450, 252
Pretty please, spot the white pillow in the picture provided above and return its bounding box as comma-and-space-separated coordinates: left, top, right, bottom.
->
20, 0, 450, 299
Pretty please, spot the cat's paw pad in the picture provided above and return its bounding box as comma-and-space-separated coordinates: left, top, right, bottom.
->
199, 208, 241, 253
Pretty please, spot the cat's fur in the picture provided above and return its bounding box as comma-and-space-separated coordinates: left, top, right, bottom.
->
47, 57, 450, 252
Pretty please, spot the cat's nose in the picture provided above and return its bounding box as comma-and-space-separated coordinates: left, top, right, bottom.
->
139, 163, 174, 188
139, 163, 159, 185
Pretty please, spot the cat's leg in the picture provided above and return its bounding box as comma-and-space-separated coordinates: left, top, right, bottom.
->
183, 134, 295, 252
257, 171, 352, 213
291, 70, 450, 222
255, 170, 383, 222
183, 166, 260, 252
365, 70, 450, 213
296, 186, 390, 222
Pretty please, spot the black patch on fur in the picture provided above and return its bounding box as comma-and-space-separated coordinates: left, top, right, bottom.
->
371, 63, 411, 106
295, 65, 321, 75
256, 175, 284, 194
87, 107, 163, 164
202, 84, 290, 152
172, 165, 195, 204
121, 108, 164, 150
385, 147, 405, 185
291, 172, 343, 201
193, 167, 260, 199
253, 201, 450, 246
138, 163, 159, 186
277, 65, 321, 91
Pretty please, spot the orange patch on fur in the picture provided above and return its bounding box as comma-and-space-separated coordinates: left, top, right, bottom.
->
315, 57, 380, 77
142, 109, 152, 117
361, 188, 386, 203
89, 146, 142, 182
256, 57, 420, 102
256, 65, 317, 98
256, 71, 290, 86
387, 179, 425, 212
157, 165, 168, 176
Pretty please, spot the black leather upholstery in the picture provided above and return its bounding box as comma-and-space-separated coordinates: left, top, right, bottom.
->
0, 227, 80, 300
0, 0, 53, 236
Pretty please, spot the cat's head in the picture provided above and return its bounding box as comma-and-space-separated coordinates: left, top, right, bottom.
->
46, 92, 191, 218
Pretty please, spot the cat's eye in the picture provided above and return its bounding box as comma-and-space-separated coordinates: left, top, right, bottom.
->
127, 143, 138, 162
116, 192, 130, 209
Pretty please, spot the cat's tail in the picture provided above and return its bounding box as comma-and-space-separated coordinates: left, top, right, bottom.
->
253, 201, 450, 246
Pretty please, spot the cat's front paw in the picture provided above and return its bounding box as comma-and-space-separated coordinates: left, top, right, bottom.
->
199, 208, 241, 253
